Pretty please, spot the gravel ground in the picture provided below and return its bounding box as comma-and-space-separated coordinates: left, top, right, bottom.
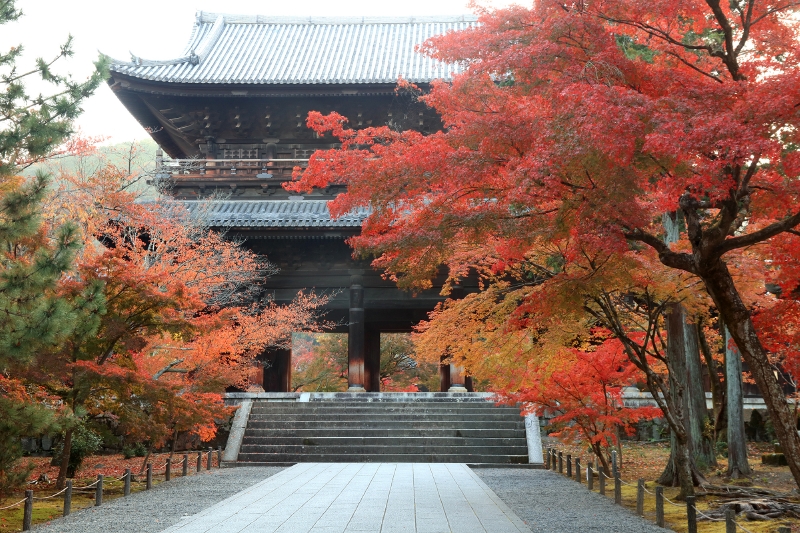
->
31, 467, 284, 533
475, 468, 666, 533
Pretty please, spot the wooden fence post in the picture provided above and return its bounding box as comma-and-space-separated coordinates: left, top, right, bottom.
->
22, 490, 32, 531
207, 447, 213, 470
686, 496, 697, 533
217, 446, 222, 467
575, 458, 581, 483
124, 468, 131, 496
183, 453, 188, 476
614, 471, 622, 505
196, 452, 202, 473
612, 450, 618, 477
146, 463, 152, 490
166, 458, 171, 481
599, 469, 606, 495
63, 480, 72, 517
655, 486, 664, 527
95, 474, 103, 506
587, 463, 594, 490
546, 449, 551, 469
725, 509, 735, 533
558, 451, 563, 473
552, 450, 557, 472
636, 479, 644, 516
566, 454, 572, 477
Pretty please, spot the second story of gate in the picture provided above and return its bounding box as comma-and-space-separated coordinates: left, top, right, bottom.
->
107, 12, 477, 200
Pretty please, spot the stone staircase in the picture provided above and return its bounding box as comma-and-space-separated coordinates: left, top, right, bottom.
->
234, 393, 529, 464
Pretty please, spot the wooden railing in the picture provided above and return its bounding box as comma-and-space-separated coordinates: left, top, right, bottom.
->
160, 159, 310, 179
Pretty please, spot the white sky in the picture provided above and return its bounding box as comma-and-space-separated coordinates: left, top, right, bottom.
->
8, 0, 520, 143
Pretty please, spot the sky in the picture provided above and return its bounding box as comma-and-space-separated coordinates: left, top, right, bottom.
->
7, 0, 519, 143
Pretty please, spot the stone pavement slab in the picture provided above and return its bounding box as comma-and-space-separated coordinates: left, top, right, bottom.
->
160, 463, 531, 533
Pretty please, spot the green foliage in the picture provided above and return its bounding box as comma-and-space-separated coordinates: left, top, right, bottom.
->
615, 35, 656, 63
0, 173, 104, 366
122, 442, 148, 459
53, 423, 102, 478
0, 0, 108, 175
0, 395, 55, 500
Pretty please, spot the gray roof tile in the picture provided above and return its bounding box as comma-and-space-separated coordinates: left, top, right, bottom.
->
182, 199, 368, 228
110, 12, 476, 85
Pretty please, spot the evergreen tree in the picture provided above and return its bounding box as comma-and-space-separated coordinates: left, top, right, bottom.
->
0, 0, 108, 176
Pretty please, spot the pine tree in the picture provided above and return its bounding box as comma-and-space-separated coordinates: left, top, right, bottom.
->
0, 0, 108, 176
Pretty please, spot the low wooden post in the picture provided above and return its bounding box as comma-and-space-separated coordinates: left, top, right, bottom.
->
95, 474, 103, 506
545, 449, 551, 469
196, 452, 202, 473
612, 450, 618, 477
63, 480, 72, 517
217, 446, 222, 467
558, 451, 563, 473
207, 447, 213, 470
124, 468, 131, 496
725, 509, 735, 533
22, 490, 32, 531
166, 459, 171, 481
183, 453, 189, 476
686, 496, 697, 533
614, 472, 622, 505
552, 450, 557, 471
146, 463, 152, 490
575, 458, 581, 483
587, 463, 594, 490
599, 468, 606, 495
566, 454, 572, 477
655, 486, 664, 527
636, 479, 644, 516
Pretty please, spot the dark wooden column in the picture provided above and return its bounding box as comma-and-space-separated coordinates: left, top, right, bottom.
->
262, 346, 292, 392
364, 328, 381, 392
348, 275, 366, 391
449, 362, 467, 392
439, 358, 451, 392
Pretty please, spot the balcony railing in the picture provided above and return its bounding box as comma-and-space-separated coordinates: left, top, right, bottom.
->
159, 159, 309, 179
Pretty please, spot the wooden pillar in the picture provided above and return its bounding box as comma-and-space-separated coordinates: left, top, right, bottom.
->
449, 362, 467, 392
262, 346, 292, 392
364, 328, 381, 392
447, 283, 469, 392
348, 275, 366, 391
439, 358, 451, 392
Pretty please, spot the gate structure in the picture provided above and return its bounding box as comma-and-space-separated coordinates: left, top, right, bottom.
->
108, 12, 479, 392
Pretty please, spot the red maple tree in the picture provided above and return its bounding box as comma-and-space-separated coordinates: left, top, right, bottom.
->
290, 1, 800, 490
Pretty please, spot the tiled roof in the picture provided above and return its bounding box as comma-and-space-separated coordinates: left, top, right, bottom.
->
182, 199, 368, 228
108, 12, 476, 85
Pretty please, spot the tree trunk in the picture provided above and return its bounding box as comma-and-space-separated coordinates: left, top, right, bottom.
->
725, 326, 751, 479
55, 428, 73, 490
698, 323, 727, 440
701, 261, 800, 487
684, 320, 717, 468
656, 302, 707, 497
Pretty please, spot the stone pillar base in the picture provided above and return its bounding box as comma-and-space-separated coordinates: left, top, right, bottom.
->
448, 385, 468, 392
348, 385, 366, 392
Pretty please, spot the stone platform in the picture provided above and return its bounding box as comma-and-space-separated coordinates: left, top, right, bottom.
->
160, 463, 532, 533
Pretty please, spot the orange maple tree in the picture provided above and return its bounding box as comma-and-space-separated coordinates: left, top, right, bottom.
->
22, 153, 327, 487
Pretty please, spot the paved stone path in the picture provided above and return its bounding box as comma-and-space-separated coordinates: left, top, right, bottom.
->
160, 463, 531, 533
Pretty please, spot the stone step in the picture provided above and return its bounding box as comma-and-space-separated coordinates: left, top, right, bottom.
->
242, 428, 525, 438
247, 413, 519, 422
245, 420, 525, 430
239, 443, 526, 454
248, 406, 520, 415
240, 436, 527, 447
237, 453, 529, 463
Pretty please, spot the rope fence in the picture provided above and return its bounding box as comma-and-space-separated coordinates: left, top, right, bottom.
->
545, 447, 784, 533
0, 446, 223, 531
